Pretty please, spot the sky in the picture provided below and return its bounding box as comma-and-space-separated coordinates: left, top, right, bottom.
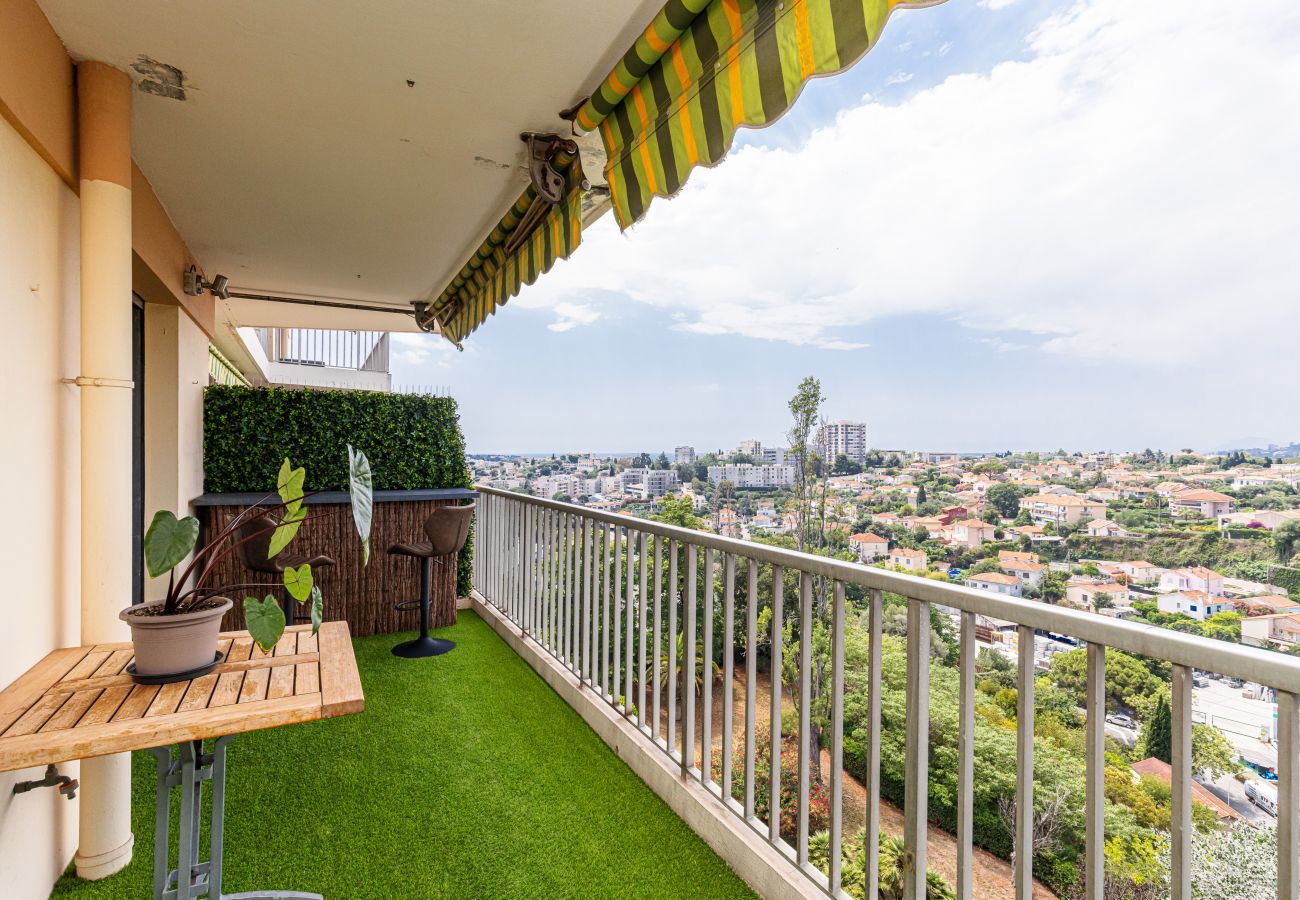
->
392, 0, 1300, 456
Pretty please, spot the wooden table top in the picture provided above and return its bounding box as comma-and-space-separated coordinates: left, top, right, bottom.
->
0, 622, 364, 773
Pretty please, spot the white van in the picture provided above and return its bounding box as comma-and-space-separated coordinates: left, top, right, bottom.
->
1245, 779, 1278, 817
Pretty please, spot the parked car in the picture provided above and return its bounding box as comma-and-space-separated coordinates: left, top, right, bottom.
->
1106, 713, 1137, 730
1192, 675, 1211, 688
1224, 677, 1245, 688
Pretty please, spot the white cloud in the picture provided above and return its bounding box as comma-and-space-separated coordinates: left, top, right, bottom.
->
391, 332, 453, 367
521, 0, 1300, 365
979, 0, 1022, 10
884, 70, 914, 86
937, 41, 954, 57
546, 302, 601, 332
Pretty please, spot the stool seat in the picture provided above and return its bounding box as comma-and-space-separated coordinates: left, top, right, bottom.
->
387, 502, 474, 659
387, 541, 436, 559
233, 513, 335, 624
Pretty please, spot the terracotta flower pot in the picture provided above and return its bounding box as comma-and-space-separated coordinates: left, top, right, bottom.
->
119, 598, 233, 677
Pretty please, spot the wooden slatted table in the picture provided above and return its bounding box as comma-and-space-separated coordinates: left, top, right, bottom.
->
0, 622, 364, 900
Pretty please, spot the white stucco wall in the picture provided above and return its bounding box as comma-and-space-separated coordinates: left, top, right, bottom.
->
0, 115, 83, 899
143, 303, 210, 602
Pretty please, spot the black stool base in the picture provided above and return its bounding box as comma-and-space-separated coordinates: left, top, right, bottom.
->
391, 636, 456, 659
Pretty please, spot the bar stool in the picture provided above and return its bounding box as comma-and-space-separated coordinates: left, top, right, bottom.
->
387, 502, 475, 658
234, 513, 335, 625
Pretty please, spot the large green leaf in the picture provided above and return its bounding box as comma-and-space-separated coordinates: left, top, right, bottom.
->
244, 595, 285, 652
144, 510, 200, 578
282, 563, 314, 602
348, 445, 374, 566
277, 457, 306, 515
267, 505, 307, 559
309, 586, 324, 635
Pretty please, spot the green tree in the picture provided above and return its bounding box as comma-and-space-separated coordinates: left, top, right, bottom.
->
1191, 723, 1240, 780
986, 483, 1027, 519
654, 494, 701, 529
653, 451, 670, 470
831, 453, 863, 475
916, 484, 928, 506
1275, 519, 1300, 562
1141, 693, 1172, 764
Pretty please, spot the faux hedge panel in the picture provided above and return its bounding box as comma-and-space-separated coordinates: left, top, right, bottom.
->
204, 385, 474, 594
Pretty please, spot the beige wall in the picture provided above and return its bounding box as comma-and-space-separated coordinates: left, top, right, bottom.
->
142, 304, 210, 602
0, 115, 83, 899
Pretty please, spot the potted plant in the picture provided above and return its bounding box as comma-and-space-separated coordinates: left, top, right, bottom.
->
120, 446, 373, 678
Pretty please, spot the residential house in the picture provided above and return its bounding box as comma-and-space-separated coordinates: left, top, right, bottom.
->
1241, 613, 1300, 649
1116, 560, 1160, 584
1002, 558, 1045, 588
1168, 489, 1234, 518
1159, 566, 1225, 596
950, 519, 997, 549
1157, 591, 1233, 621
998, 550, 1040, 565
1066, 579, 1130, 610
1233, 594, 1300, 616
1129, 759, 1243, 823
889, 548, 929, 573
1019, 493, 1108, 526
1084, 519, 1139, 539
967, 572, 1023, 597
849, 532, 889, 562
937, 505, 969, 525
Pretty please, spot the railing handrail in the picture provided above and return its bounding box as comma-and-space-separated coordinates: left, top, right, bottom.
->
475, 485, 1300, 694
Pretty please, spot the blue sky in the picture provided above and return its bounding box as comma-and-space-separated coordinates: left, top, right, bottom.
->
394, 0, 1300, 456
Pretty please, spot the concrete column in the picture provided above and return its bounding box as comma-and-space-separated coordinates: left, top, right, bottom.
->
73, 60, 135, 881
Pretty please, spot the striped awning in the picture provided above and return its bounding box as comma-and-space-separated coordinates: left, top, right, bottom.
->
429, 151, 586, 346
429, 0, 937, 344
582, 0, 942, 229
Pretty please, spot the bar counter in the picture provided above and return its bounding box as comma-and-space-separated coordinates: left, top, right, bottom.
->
193, 488, 476, 637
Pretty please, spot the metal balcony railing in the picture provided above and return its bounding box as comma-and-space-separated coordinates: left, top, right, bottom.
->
254, 327, 390, 373
472, 487, 1300, 900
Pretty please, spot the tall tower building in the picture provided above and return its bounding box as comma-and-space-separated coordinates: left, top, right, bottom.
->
819, 420, 868, 465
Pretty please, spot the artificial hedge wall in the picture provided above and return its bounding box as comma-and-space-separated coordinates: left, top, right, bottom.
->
203, 385, 474, 594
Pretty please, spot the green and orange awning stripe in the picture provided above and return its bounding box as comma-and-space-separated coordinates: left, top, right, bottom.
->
574, 0, 714, 133
431, 152, 585, 346
592, 0, 942, 229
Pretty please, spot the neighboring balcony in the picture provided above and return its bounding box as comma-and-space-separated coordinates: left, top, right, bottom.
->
239, 326, 392, 392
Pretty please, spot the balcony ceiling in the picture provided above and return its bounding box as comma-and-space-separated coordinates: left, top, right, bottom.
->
38, 0, 656, 313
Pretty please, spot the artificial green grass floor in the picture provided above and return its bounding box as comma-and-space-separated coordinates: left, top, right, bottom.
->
51, 611, 754, 899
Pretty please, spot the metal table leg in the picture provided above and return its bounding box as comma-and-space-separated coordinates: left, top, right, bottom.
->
148, 737, 321, 900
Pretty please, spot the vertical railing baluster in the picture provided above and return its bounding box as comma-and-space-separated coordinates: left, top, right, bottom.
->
722, 554, 735, 802
1171, 664, 1192, 900
585, 517, 594, 686
683, 545, 697, 776
653, 536, 663, 744
603, 524, 612, 700
1085, 643, 1105, 900
561, 514, 571, 663
524, 503, 534, 636
569, 513, 578, 670
1279, 689, 1298, 900
797, 571, 812, 864
668, 539, 678, 758
829, 580, 845, 894
613, 528, 623, 708
769, 564, 783, 844
626, 530, 635, 715
639, 532, 648, 730
957, 610, 975, 900
702, 548, 714, 784
904, 597, 930, 899
1015, 624, 1035, 900
744, 559, 758, 820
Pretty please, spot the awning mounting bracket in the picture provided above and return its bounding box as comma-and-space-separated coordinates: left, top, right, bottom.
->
521, 132, 577, 205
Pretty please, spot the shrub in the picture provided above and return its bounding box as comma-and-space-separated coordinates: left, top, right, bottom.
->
727, 722, 829, 842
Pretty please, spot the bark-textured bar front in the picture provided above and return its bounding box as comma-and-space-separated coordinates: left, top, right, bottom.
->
194, 488, 476, 637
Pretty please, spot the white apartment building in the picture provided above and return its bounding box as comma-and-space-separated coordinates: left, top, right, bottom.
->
761, 446, 792, 466
707, 464, 796, 488
819, 420, 868, 465
1018, 493, 1108, 525
675, 445, 696, 465
1158, 566, 1225, 596
1157, 591, 1233, 621
1168, 489, 1234, 518
621, 468, 678, 498
737, 439, 763, 457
